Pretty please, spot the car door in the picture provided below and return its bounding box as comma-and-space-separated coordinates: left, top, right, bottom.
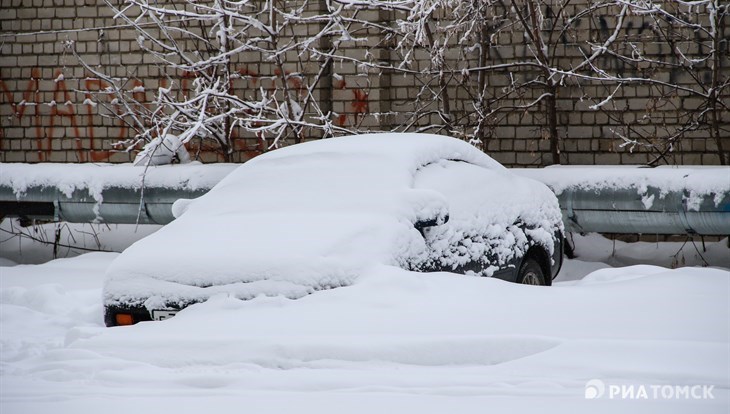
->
412, 159, 529, 281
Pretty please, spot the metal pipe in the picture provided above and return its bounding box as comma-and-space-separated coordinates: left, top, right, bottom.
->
0, 184, 209, 225
1, 168, 728, 235
557, 186, 730, 235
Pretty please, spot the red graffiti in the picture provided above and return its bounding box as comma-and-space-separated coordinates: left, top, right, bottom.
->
351, 89, 369, 124
1, 66, 363, 162
237, 67, 260, 88
273, 68, 305, 95
49, 69, 85, 161
0, 68, 161, 162
332, 76, 370, 127
0, 68, 42, 156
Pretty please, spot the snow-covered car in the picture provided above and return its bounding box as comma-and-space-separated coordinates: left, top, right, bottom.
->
103, 133, 564, 326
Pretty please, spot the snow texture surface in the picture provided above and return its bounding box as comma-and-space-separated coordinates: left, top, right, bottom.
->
1, 241, 728, 413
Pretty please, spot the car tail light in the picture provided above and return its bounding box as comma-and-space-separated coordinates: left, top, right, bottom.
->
115, 313, 134, 326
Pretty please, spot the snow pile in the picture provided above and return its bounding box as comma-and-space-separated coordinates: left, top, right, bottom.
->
563, 233, 730, 272
133, 134, 191, 166
1, 252, 728, 413
105, 133, 560, 309
0, 162, 237, 202
514, 165, 730, 210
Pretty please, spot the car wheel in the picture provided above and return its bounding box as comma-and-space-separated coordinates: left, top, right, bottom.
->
517, 257, 545, 285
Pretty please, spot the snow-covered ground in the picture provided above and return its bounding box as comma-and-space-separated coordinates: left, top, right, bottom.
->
1, 230, 728, 413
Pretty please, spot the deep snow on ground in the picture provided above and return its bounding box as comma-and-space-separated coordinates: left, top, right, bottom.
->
1, 237, 728, 413
556, 233, 730, 281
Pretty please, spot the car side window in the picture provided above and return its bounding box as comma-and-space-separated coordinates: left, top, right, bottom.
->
413, 160, 506, 222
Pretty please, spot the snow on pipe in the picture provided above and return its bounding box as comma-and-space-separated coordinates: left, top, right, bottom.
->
513, 166, 730, 236
0, 167, 728, 235
0, 162, 236, 225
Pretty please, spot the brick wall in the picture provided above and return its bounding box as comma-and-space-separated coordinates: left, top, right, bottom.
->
1, 0, 728, 165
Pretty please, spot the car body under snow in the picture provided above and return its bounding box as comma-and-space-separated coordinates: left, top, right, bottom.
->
104, 133, 564, 326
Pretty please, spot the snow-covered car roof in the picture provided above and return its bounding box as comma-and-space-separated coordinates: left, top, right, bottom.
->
104, 133, 559, 310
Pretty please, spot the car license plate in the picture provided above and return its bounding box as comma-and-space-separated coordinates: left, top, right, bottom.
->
152, 310, 178, 321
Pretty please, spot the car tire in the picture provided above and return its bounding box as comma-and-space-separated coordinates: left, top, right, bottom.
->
516, 257, 546, 285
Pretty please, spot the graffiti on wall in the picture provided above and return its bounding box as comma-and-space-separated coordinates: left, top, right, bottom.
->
0, 68, 128, 162
333, 76, 369, 127
1, 66, 371, 161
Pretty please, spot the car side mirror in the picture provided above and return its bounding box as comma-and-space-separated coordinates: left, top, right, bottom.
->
414, 214, 449, 231
409, 189, 449, 233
